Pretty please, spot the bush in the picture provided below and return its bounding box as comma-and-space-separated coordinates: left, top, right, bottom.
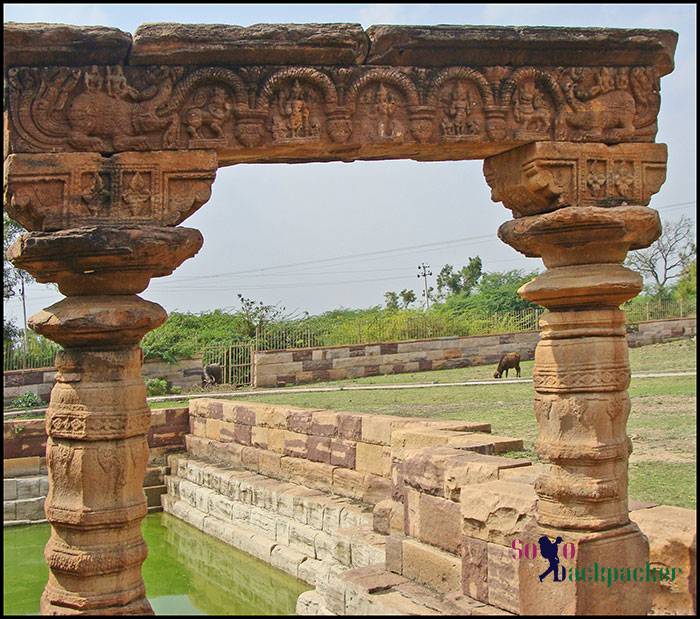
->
145, 378, 170, 397
10, 392, 45, 409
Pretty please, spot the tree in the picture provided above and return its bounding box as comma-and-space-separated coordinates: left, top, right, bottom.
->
436, 257, 483, 300
384, 291, 400, 310
236, 294, 291, 338
675, 259, 696, 302
440, 269, 541, 315
3, 214, 34, 351
399, 289, 417, 309
626, 216, 696, 297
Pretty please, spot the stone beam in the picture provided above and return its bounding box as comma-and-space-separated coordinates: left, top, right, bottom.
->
484, 141, 667, 615
4, 23, 677, 165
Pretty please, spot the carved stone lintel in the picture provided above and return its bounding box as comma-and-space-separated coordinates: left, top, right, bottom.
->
6, 62, 666, 162
484, 142, 667, 217
4, 151, 217, 231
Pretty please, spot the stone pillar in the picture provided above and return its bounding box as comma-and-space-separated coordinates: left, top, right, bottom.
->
484, 141, 667, 615
5, 151, 217, 614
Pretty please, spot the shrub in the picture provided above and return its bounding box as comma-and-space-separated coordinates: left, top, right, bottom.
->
10, 392, 45, 409
146, 378, 170, 397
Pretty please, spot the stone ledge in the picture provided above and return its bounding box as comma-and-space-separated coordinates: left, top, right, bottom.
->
3, 22, 132, 67
130, 22, 370, 66
365, 25, 677, 74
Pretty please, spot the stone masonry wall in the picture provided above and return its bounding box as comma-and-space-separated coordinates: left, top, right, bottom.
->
3, 356, 203, 403
255, 331, 540, 388
3, 407, 190, 526
254, 317, 696, 387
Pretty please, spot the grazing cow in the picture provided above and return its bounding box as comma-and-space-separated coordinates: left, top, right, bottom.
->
202, 363, 223, 387
494, 352, 521, 379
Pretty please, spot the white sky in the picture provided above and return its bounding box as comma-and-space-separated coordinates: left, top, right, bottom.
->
4, 4, 697, 325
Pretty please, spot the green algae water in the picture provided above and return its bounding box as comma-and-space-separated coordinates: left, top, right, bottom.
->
4, 512, 310, 615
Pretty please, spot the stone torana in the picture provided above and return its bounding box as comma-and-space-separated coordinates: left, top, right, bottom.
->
3, 21, 678, 616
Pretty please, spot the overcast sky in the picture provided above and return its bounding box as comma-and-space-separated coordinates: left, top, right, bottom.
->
4, 4, 696, 325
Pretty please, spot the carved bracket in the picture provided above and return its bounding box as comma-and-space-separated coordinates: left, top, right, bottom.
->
4, 151, 217, 231
483, 142, 667, 217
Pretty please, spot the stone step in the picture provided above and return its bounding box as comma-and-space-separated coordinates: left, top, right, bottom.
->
168, 456, 375, 533
4, 495, 46, 522
143, 484, 166, 508
305, 564, 513, 616
163, 455, 389, 586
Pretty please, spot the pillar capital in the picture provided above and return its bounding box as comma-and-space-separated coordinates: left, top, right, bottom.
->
4, 150, 217, 231
483, 141, 667, 218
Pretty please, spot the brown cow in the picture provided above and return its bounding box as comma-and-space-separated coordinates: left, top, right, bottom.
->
494, 352, 521, 378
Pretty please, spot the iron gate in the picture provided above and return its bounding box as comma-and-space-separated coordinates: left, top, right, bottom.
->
201, 341, 254, 387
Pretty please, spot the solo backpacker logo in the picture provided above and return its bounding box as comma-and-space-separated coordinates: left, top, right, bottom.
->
538, 535, 564, 582
511, 537, 685, 587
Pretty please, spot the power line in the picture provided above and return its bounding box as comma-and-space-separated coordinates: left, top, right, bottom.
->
148, 233, 495, 285
153, 200, 695, 286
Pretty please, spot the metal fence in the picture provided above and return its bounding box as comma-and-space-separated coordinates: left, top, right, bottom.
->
3, 340, 61, 372
255, 307, 546, 351
201, 341, 254, 387
3, 298, 696, 376
623, 297, 696, 324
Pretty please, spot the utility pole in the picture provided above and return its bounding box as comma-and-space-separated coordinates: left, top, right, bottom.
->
417, 263, 433, 310
20, 276, 29, 355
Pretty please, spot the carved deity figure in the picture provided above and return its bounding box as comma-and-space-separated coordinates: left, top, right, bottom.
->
183, 86, 233, 140
271, 80, 320, 141
441, 81, 481, 137
373, 83, 404, 139
513, 80, 552, 134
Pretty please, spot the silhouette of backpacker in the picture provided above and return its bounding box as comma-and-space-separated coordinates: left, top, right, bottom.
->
538, 535, 564, 582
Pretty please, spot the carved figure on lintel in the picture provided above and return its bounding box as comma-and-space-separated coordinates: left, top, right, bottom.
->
271, 80, 320, 141
183, 86, 233, 141
557, 67, 637, 141
513, 80, 552, 135
441, 81, 481, 137
357, 82, 406, 141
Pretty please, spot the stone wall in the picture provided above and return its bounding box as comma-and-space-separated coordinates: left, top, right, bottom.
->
254, 331, 541, 388
163, 399, 696, 615
254, 316, 696, 387
627, 316, 696, 348
3, 356, 203, 403
3, 407, 190, 526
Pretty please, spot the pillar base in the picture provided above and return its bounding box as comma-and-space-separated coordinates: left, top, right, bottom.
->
518, 519, 651, 615
40, 595, 153, 616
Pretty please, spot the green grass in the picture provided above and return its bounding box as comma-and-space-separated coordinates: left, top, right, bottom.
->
628, 462, 697, 509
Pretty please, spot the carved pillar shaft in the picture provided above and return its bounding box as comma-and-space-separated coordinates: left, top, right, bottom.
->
6, 152, 216, 614
485, 141, 666, 614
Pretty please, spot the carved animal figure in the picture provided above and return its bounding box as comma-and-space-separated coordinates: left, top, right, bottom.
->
557, 68, 636, 141
183, 86, 233, 140
202, 363, 223, 387
494, 352, 521, 379
64, 65, 181, 151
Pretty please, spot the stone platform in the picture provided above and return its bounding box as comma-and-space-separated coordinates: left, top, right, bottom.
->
159, 399, 696, 615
